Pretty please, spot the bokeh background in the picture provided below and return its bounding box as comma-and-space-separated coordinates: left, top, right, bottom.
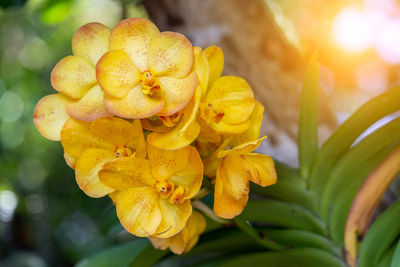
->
1, 0, 400, 266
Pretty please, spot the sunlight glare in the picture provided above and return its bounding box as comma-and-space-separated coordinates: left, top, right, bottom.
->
332, 8, 373, 53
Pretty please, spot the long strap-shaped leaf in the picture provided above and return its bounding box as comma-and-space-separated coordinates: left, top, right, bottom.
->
330, 145, 399, 244
76, 239, 148, 267
250, 181, 318, 214
357, 199, 400, 267
345, 147, 400, 266
321, 116, 400, 221
220, 248, 346, 267
390, 240, 400, 267
298, 52, 320, 178
261, 229, 341, 256
308, 86, 400, 196
240, 200, 327, 236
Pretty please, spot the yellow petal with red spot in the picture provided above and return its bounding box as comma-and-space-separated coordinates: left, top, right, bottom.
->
104, 84, 165, 119
116, 187, 162, 237
99, 157, 155, 190
231, 101, 264, 146
75, 148, 115, 198
218, 136, 266, 158
66, 85, 109, 121
214, 157, 249, 219
147, 143, 190, 180
150, 210, 206, 254
168, 146, 204, 199
72, 22, 111, 66
206, 76, 254, 124
204, 45, 224, 88
197, 116, 221, 143
218, 154, 249, 200
243, 153, 277, 187
148, 86, 202, 150
203, 137, 232, 177
153, 198, 192, 238
209, 119, 251, 135
193, 47, 209, 96
51, 56, 96, 99
96, 50, 141, 99
33, 94, 70, 141
61, 118, 113, 162
109, 18, 160, 72
182, 211, 206, 253
90, 116, 139, 148
157, 71, 198, 116
148, 31, 193, 79
214, 184, 248, 219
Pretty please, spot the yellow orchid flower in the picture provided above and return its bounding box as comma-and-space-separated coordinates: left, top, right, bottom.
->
33, 94, 71, 141
60, 116, 146, 198
149, 210, 206, 254
230, 100, 265, 146
209, 137, 277, 219
96, 18, 198, 119
193, 46, 256, 136
50, 22, 111, 121
98, 143, 204, 238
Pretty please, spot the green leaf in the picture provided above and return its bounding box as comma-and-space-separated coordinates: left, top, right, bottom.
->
261, 229, 341, 256
390, 239, 400, 267
240, 200, 327, 236
377, 245, 396, 267
298, 52, 320, 179
329, 144, 400, 244
321, 116, 400, 221
275, 160, 306, 187
220, 248, 346, 267
358, 199, 400, 267
130, 244, 170, 267
76, 239, 148, 267
308, 86, 400, 196
250, 179, 318, 213
234, 217, 286, 250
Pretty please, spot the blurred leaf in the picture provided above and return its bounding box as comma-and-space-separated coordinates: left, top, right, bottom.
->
358, 199, 400, 267
309, 86, 400, 196
234, 217, 285, 250
41, 1, 72, 25
220, 248, 346, 267
130, 244, 170, 267
345, 146, 400, 266
321, 116, 400, 221
330, 144, 400, 245
240, 200, 327, 236
76, 239, 148, 267
298, 52, 320, 179
0, 0, 27, 8
390, 240, 400, 267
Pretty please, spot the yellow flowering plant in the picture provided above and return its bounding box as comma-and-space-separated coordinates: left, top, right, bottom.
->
33, 17, 277, 256
33, 17, 400, 267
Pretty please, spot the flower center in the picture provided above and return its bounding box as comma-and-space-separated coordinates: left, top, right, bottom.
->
199, 102, 224, 124
115, 146, 134, 158
154, 181, 185, 204
141, 71, 162, 97
159, 112, 183, 127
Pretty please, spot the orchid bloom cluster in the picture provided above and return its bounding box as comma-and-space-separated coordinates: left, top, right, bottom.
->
33, 18, 277, 254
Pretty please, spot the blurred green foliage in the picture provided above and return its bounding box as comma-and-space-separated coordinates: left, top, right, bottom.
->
0, 0, 146, 266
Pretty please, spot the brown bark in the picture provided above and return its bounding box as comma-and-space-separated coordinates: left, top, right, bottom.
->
144, 0, 337, 164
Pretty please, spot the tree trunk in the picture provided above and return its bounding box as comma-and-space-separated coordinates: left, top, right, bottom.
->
144, 0, 337, 165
